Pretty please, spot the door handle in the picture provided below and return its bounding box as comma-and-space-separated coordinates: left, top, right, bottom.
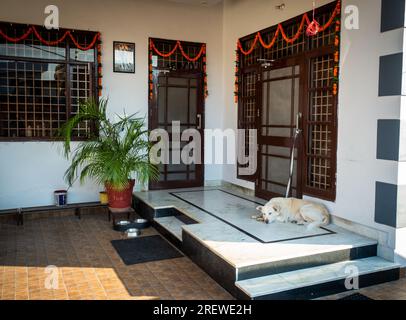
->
295, 112, 302, 134
197, 114, 202, 130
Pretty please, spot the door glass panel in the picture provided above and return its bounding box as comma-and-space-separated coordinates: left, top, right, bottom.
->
168, 77, 188, 86
158, 86, 166, 123
167, 173, 187, 181
168, 87, 188, 124
267, 79, 293, 127
189, 88, 197, 124
258, 64, 300, 198
266, 66, 293, 79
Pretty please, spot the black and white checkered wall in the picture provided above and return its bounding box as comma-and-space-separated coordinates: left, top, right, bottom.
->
375, 0, 405, 228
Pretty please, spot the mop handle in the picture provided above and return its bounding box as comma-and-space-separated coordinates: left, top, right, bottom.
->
285, 113, 302, 198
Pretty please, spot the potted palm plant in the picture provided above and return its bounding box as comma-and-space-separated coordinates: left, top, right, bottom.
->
59, 98, 159, 211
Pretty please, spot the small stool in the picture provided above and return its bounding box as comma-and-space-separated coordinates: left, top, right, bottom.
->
108, 208, 135, 226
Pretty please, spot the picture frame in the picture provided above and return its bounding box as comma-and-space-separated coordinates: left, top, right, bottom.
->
113, 41, 135, 73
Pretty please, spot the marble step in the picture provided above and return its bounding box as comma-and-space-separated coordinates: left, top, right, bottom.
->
154, 216, 184, 241
235, 257, 401, 300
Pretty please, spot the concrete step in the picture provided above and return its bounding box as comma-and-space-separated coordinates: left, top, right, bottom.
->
235, 257, 401, 300
154, 216, 184, 241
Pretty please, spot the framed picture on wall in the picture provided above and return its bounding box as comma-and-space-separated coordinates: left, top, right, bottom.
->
113, 41, 135, 73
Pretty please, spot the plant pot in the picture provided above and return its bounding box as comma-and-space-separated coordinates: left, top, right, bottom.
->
105, 179, 135, 211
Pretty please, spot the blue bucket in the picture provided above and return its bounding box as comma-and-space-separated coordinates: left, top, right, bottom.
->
54, 190, 67, 206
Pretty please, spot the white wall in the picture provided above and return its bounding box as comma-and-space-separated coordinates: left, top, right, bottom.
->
221, 0, 401, 245
0, 0, 224, 209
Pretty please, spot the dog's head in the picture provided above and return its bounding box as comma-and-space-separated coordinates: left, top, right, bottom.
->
256, 200, 281, 224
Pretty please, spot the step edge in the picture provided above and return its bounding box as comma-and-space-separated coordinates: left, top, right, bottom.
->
154, 217, 183, 241
236, 259, 400, 298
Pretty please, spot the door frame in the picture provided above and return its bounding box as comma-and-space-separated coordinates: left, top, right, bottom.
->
148, 69, 205, 190
255, 55, 306, 200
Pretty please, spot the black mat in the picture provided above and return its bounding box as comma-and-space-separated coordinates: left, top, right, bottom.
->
111, 235, 183, 265
339, 293, 374, 300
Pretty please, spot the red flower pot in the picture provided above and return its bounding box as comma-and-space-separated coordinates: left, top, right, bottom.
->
105, 179, 135, 211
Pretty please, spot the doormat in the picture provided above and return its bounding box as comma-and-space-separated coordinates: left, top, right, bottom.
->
111, 235, 183, 265
339, 293, 374, 300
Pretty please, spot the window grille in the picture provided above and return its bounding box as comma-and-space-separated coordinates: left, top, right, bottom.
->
0, 22, 99, 140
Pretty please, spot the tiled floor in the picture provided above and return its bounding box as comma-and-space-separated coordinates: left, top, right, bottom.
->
0, 212, 232, 300
319, 275, 406, 300
1, 211, 406, 300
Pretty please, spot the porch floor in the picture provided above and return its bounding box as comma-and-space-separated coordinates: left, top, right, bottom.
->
0, 213, 232, 300
134, 187, 377, 269
0, 188, 404, 300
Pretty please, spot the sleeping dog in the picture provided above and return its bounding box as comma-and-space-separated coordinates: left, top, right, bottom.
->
254, 197, 330, 230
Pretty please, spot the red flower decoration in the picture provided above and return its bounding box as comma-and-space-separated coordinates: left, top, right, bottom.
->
306, 19, 320, 36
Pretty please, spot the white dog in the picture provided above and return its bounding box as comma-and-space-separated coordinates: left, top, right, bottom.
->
255, 198, 330, 230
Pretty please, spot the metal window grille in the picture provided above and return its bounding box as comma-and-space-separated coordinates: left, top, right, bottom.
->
0, 22, 98, 140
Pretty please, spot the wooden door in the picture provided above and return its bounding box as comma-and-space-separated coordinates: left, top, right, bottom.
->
256, 57, 304, 199
149, 71, 204, 190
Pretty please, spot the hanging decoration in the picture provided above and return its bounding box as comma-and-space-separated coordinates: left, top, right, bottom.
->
332, 3, 341, 96
97, 37, 103, 97
0, 25, 100, 51
234, 0, 341, 103
306, 1, 321, 36
149, 39, 208, 100
234, 48, 240, 104
148, 40, 154, 101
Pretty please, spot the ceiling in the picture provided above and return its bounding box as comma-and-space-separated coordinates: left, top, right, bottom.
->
166, 0, 223, 6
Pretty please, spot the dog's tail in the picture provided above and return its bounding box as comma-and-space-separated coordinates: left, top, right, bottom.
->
306, 206, 330, 231
321, 206, 330, 226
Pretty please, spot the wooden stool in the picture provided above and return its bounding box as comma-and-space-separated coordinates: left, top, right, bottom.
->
108, 208, 135, 226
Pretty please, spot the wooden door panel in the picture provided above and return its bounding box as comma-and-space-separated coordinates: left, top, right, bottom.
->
149, 72, 204, 190
256, 60, 304, 200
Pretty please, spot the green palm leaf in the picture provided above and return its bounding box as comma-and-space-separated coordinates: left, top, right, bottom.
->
59, 98, 159, 190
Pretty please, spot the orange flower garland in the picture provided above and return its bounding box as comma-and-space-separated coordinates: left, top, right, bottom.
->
234, 1, 341, 103
0, 25, 100, 51
236, 1, 340, 57
97, 39, 103, 97
1, 24, 103, 96
149, 39, 208, 100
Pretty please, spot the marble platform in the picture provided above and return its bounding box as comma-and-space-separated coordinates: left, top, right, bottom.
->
133, 186, 400, 299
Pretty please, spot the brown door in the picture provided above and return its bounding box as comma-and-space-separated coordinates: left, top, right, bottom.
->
256, 57, 304, 200
149, 71, 204, 190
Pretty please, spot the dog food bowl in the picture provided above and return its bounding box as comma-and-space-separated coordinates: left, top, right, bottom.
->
126, 228, 141, 238
113, 220, 131, 232
132, 219, 150, 230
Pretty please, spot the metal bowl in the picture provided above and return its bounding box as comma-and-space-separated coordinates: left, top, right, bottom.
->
132, 219, 150, 230
126, 228, 141, 238
113, 220, 131, 232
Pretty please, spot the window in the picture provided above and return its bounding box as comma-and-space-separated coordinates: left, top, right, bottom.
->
0, 22, 100, 140
303, 53, 337, 200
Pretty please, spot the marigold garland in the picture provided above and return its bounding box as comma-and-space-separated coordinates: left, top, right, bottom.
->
236, 1, 340, 56
0, 25, 100, 51
149, 39, 208, 100
1, 24, 103, 97
332, 18, 341, 96
97, 38, 103, 97
234, 1, 341, 103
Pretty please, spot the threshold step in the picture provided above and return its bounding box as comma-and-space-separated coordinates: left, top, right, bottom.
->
235, 257, 400, 300
154, 216, 184, 241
